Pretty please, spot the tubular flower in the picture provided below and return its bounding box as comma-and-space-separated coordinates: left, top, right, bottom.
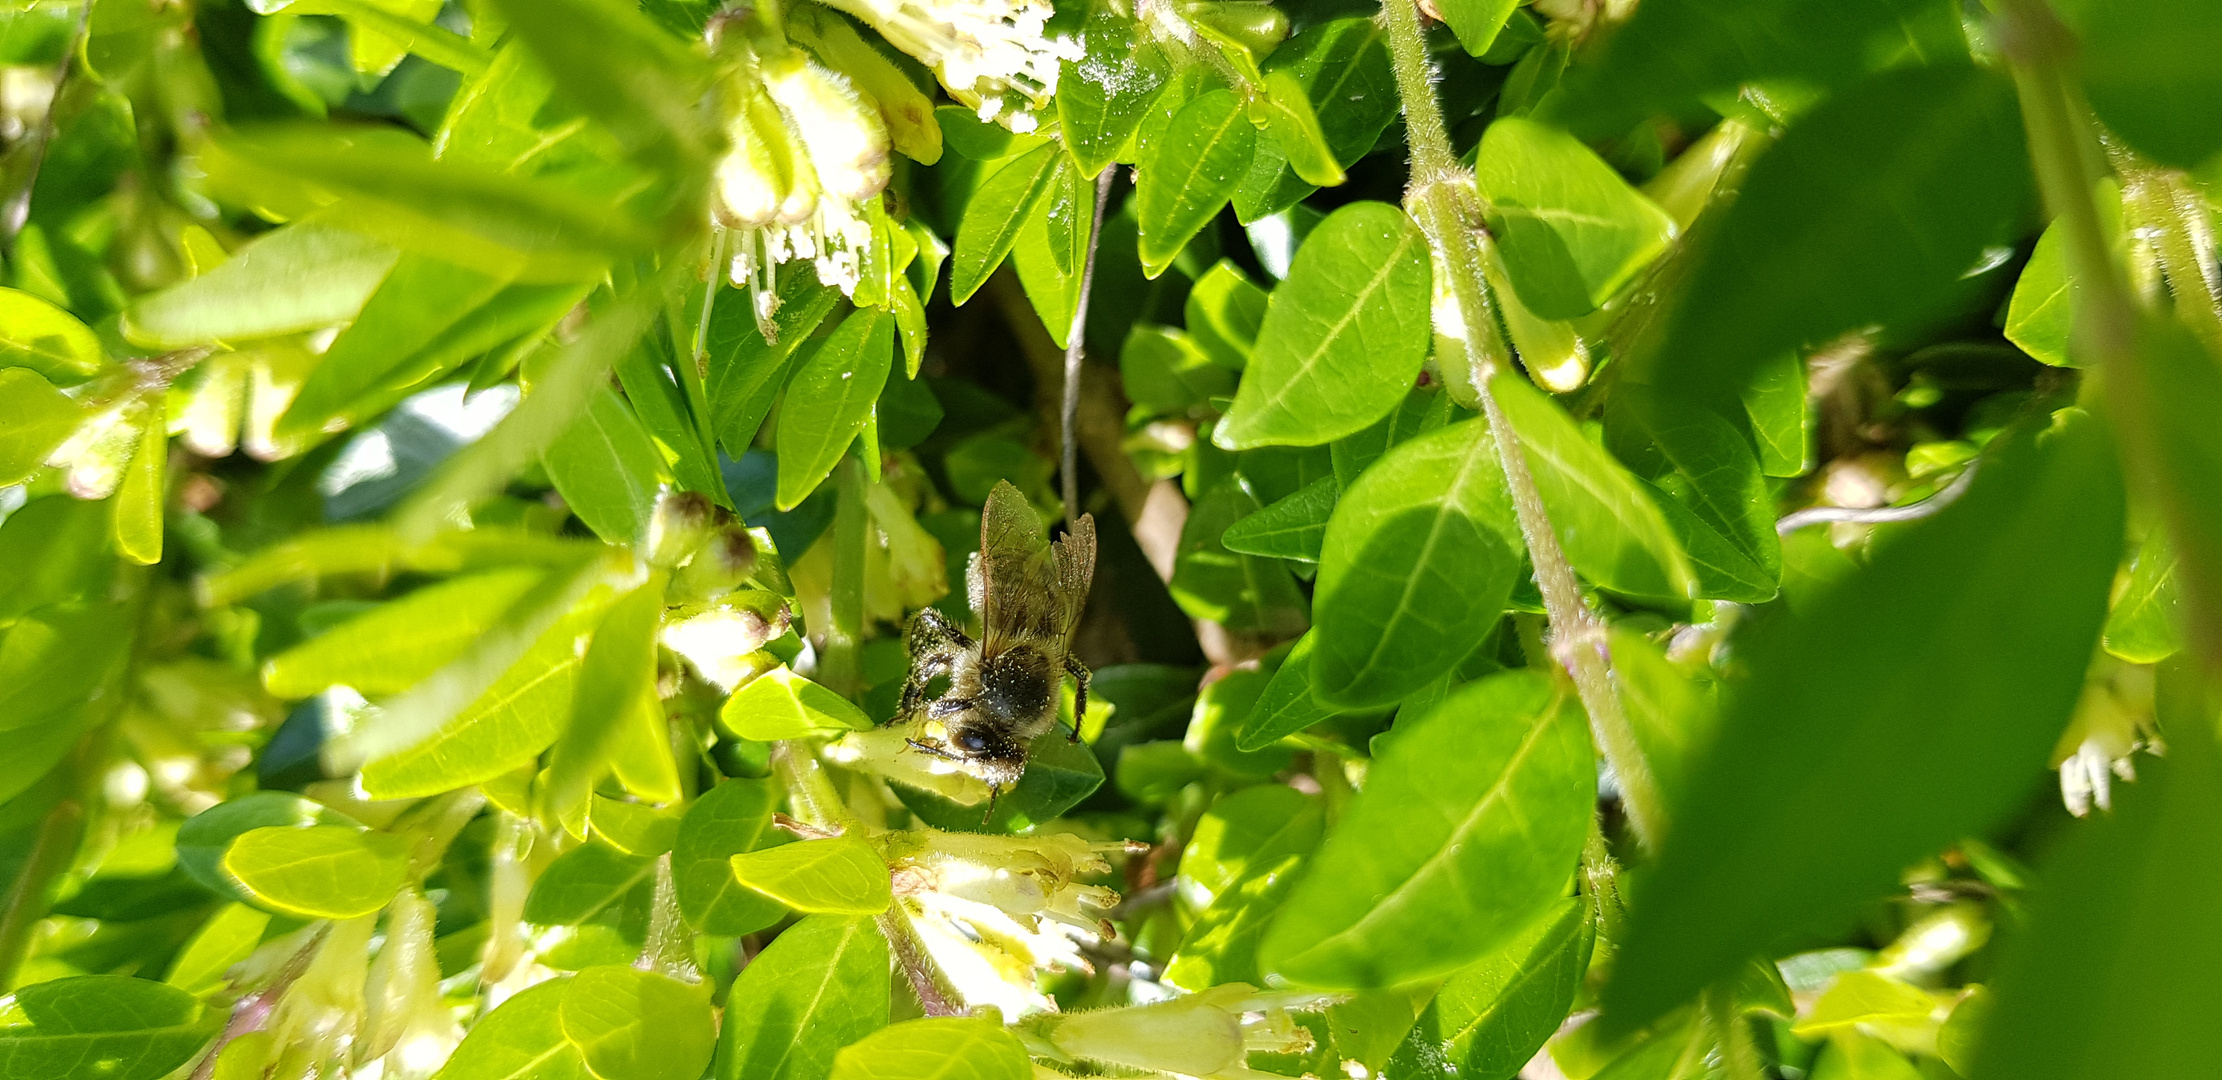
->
820, 0, 1077, 131
1031, 984, 1335, 1079
710, 44, 894, 336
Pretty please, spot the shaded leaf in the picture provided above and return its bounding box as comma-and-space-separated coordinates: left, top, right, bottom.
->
0, 976, 212, 1080
1222, 474, 1338, 564
1474, 117, 1676, 319
433, 978, 594, 1080
775, 308, 894, 510
673, 778, 785, 936
714, 916, 890, 1080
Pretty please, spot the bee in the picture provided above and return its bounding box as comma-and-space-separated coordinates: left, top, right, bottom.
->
895, 480, 1095, 801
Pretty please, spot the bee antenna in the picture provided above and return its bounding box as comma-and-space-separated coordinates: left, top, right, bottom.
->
981, 785, 1002, 826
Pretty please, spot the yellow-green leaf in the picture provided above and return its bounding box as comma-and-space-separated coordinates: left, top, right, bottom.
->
729, 835, 890, 915
221, 825, 410, 919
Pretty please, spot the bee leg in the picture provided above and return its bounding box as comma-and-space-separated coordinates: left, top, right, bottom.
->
1062, 654, 1092, 742
927, 697, 976, 719
982, 784, 1002, 826
906, 738, 959, 760
897, 609, 971, 723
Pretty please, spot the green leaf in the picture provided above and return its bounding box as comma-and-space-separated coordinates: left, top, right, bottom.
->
775, 308, 894, 510
719, 668, 873, 740
122, 219, 399, 348
261, 567, 546, 697
1609, 388, 1781, 602
826, 1018, 1031, 1080
524, 841, 655, 928
544, 385, 671, 545
673, 778, 785, 936
2103, 530, 2183, 665
1136, 89, 1255, 278
1608, 627, 1717, 810
1436, 0, 1519, 55
1330, 386, 1456, 487
433, 978, 594, 1080
0, 975, 213, 1080
729, 835, 891, 915
715, 916, 890, 1080
707, 275, 841, 454
2004, 221, 2072, 368
175, 792, 360, 901
0, 368, 78, 485
1056, 7, 1171, 178
1474, 118, 1677, 319
165, 904, 272, 997
1233, 18, 1399, 223
278, 254, 512, 437
358, 611, 586, 799
1010, 154, 1093, 349
1169, 479, 1310, 638
1217, 201, 1433, 449
949, 141, 1061, 305
1967, 696, 2222, 1080
1545, 0, 1966, 137
2127, 319, 2222, 671
891, 729, 1106, 834
2073, 0, 2222, 168
1184, 259, 1269, 369
1602, 415, 2124, 1031
1312, 419, 1520, 708
0, 288, 102, 383
1493, 372, 1695, 599
1223, 474, 1338, 564
559, 966, 717, 1080
1120, 323, 1235, 417
543, 573, 667, 821
220, 825, 410, 919
212, 125, 658, 282
1656, 65, 2031, 401
1178, 784, 1321, 901
1742, 351, 1812, 477
1260, 671, 1595, 988
1399, 897, 1594, 1080
1234, 631, 1379, 751
483, 0, 712, 165
1164, 790, 1324, 990
112, 411, 165, 565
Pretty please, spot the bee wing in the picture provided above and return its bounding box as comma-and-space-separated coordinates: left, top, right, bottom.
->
1051, 512, 1096, 640
976, 481, 1062, 657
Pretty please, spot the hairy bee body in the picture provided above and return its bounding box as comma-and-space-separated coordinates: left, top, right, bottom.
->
894, 481, 1094, 796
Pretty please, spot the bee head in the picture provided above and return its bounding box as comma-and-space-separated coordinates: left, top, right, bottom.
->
942, 722, 1028, 790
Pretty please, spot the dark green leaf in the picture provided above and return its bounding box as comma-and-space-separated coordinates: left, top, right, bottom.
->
1742, 351, 1812, 477
1184, 259, 1269, 369
1233, 18, 1398, 223
1656, 65, 2031, 401
1404, 898, 1594, 1080
707, 275, 841, 454
1223, 473, 1338, 563
1609, 388, 1780, 602
949, 142, 1061, 305
1260, 671, 1593, 989
1169, 479, 1310, 638
1055, 7, 1171, 178
1136, 89, 1255, 278
774, 308, 894, 510
715, 916, 890, 1080
1546, 0, 1967, 137
1603, 415, 2124, 1030
2073, 0, 2222, 168
1311, 419, 1520, 707
1475, 118, 1677, 319
1968, 691, 2222, 1080
1217, 202, 1433, 448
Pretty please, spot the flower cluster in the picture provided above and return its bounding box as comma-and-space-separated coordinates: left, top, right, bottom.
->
821, 0, 1075, 131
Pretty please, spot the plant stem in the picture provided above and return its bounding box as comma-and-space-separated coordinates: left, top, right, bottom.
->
2115, 154, 2222, 354
0, 0, 92, 252
824, 454, 868, 697
1994, 0, 2222, 668
1378, 0, 1667, 848
1060, 167, 1116, 527
771, 743, 965, 1016
0, 789, 83, 993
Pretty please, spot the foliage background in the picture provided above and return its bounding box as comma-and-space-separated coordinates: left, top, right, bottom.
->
1, 0, 2220, 1078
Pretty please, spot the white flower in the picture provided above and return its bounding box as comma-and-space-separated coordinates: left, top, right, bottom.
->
821, 0, 1078, 131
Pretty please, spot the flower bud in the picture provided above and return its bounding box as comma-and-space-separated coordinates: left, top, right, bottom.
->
647, 489, 716, 568
762, 52, 892, 203
717, 84, 819, 230
675, 523, 759, 599
790, 7, 944, 165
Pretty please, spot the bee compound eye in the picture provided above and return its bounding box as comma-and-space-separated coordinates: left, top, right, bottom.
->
955, 731, 989, 753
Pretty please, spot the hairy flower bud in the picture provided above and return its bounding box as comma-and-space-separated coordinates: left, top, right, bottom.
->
763, 52, 892, 203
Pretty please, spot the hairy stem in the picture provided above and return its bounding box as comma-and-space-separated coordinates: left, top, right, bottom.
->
1380, 0, 1667, 848
2115, 153, 2222, 354
1060, 168, 1116, 526
1994, 0, 2222, 668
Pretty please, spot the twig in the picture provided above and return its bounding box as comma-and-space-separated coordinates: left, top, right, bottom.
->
0, 0, 93, 252
1060, 168, 1117, 526
1775, 460, 1979, 535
